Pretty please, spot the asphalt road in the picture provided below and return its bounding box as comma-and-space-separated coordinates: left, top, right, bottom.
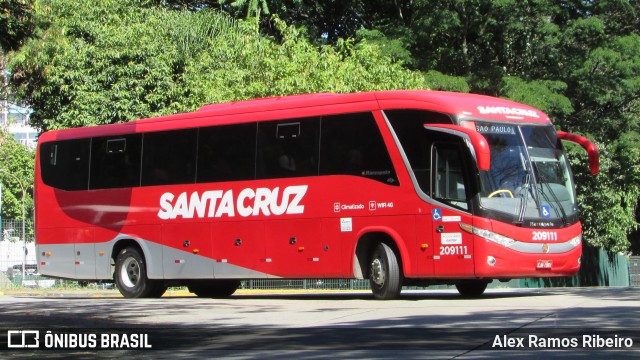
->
0, 287, 639, 359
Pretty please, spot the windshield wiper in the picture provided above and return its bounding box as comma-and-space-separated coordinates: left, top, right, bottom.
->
516, 144, 540, 225
517, 170, 531, 224
534, 164, 568, 226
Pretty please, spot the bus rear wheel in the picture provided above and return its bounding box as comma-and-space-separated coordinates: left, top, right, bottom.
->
455, 280, 488, 297
188, 280, 241, 298
369, 242, 402, 300
114, 247, 166, 298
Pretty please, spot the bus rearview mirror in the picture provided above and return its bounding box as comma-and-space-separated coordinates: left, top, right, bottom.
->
557, 131, 599, 175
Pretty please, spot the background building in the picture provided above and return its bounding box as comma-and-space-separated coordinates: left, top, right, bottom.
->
2, 102, 37, 148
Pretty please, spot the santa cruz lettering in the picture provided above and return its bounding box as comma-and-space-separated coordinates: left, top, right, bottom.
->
157, 185, 308, 220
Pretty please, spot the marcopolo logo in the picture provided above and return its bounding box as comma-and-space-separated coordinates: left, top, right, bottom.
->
157, 185, 308, 220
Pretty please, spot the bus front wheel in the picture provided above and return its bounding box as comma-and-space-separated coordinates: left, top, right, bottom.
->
369, 242, 402, 300
114, 247, 166, 298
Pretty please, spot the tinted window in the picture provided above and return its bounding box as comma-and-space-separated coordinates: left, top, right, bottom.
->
257, 118, 320, 179
40, 139, 90, 191
433, 143, 468, 210
90, 134, 142, 189
386, 110, 452, 192
321, 112, 398, 185
198, 123, 257, 183
142, 129, 197, 186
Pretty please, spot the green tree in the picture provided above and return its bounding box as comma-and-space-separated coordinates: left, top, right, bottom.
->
1, 0, 35, 125
568, 135, 640, 254
355, 29, 414, 66
226, 0, 270, 18
8, 0, 423, 131
499, 77, 573, 120
565, 34, 640, 138
0, 0, 35, 52
181, 17, 422, 107
0, 129, 34, 226
10, 0, 196, 130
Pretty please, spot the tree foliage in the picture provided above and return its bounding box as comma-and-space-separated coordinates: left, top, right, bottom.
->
0, 129, 34, 224
8, 0, 423, 131
10, 0, 189, 129
182, 17, 422, 107
0, 0, 35, 52
226, 0, 270, 18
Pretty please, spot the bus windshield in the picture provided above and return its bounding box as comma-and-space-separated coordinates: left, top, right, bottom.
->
475, 122, 578, 226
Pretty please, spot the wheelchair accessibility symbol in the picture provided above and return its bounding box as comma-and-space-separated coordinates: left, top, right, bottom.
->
541, 205, 551, 218
432, 208, 442, 221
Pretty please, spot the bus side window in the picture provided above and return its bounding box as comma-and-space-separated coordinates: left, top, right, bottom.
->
197, 123, 257, 183
432, 143, 468, 210
320, 112, 398, 185
141, 129, 198, 186
90, 134, 142, 189
257, 118, 320, 179
40, 139, 90, 191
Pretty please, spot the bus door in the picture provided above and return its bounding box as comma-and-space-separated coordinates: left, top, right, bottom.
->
430, 140, 475, 277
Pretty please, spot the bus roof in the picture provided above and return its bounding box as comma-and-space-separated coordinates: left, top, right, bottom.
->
194, 91, 549, 123
38, 90, 551, 143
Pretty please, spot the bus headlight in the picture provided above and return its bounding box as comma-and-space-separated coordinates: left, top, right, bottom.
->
460, 223, 516, 248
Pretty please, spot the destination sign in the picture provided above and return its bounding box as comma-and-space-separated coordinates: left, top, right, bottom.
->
475, 123, 517, 135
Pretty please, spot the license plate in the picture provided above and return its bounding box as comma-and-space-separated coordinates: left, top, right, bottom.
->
536, 260, 552, 269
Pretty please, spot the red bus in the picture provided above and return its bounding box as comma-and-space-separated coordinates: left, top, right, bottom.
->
35, 90, 599, 299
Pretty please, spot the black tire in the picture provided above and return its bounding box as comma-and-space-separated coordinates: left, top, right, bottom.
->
456, 280, 488, 297
188, 280, 241, 298
368, 242, 402, 300
114, 246, 165, 298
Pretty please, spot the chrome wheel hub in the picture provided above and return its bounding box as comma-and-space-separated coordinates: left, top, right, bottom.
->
120, 257, 140, 288
371, 258, 385, 286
